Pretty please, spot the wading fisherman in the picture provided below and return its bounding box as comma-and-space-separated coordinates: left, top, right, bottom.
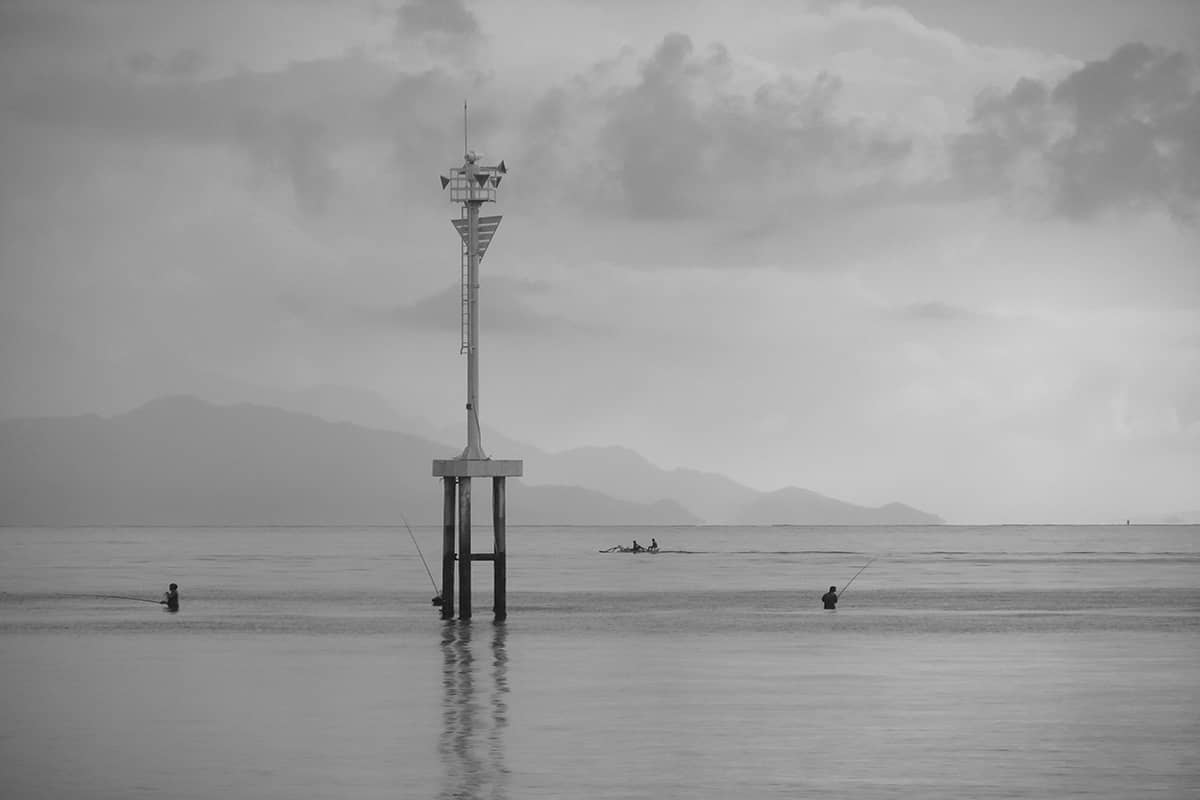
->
161, 583, 179, 612
821, 585, 838, 610
648, 538, 659, 553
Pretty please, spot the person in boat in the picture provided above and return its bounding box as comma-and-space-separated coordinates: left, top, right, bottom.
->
631, 540, 644, 553
161, 583, 180, 611
648, 538, 659, 553
821, 585, 838, 610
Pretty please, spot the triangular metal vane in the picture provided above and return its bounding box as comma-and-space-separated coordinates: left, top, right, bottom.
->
498, 160, 507, 174
440, 175, 450, 189
475, 173, 490, 187
491, 175, 502, 187
451, 215, 503, 261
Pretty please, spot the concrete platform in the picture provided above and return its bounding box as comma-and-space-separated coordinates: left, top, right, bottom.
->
432, 458, 524, 478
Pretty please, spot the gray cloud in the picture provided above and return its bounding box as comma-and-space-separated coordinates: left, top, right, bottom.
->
954, 42, 1200, 219
238, 112, 337, 216
600, 33, 722, 219
396, 0, 480, 46
0, 1, 88, 48
516, 33, 913, 221
381, 67, 503, 176
277, 273, 606, 347
126, 48, 208, 80
5, 54, 402, 215
378, 277, 586, 337
889, 301, 1043, 331
952, 77, 1053, 184
897, 301, 981, 322
7, 44, 501, 214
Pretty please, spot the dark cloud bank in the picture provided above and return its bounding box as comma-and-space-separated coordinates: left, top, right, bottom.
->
954, 43, 1200, 220
7, 5, 1197, 229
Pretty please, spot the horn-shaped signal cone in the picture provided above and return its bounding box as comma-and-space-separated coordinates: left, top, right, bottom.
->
440, 175, 450, 190
498, 160, 507, 174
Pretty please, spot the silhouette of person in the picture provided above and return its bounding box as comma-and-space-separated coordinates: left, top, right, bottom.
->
648, 538, 659, 552
821, 585, 838, 610
161, 583, 179, 612
632, 540, 644, 553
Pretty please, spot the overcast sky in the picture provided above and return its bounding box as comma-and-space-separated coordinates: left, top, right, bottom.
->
2, 0, 1198, 523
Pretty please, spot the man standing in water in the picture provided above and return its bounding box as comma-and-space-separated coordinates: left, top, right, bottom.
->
161, 583, 179, 612
821, 585, 838, 610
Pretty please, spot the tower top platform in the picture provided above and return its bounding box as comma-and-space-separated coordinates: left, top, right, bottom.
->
432, 458, 524, 478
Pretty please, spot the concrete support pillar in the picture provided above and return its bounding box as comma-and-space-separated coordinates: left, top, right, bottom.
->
492, 476, 507, 621
441, 477, 456, 620
458, 477, 472, 620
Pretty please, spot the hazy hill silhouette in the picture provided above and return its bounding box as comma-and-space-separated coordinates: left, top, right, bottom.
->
521, 445, 760, 523
0, 397, 696, 526
0, 396, 942, 526
443, 438, 942, 525
733, 487, 942, 526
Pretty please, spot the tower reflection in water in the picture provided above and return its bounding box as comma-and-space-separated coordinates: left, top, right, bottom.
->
438, 621, 509, 800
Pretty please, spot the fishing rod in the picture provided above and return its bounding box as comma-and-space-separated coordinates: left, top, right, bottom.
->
95, 595, 162, 604
400, 513, 441, 599
838, 556, 877, 597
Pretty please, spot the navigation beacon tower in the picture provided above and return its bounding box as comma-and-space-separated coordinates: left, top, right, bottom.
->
432, 107, 523, 621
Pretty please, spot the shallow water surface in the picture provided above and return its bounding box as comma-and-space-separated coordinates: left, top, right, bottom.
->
1, 525, 1197, 798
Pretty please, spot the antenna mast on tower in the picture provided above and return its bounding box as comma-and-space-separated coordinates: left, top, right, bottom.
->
438, 104, 507, 460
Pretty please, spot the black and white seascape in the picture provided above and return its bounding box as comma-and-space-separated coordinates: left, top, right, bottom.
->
2, 1, 1199, 798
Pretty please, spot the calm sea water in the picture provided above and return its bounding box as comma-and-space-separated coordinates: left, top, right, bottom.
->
1, 524, 1198, 799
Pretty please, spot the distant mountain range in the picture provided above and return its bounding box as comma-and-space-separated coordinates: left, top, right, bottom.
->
0, 396, 944, 526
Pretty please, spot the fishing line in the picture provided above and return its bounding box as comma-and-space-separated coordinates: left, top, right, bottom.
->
95, 595, 161, 604
401, 513, 440, 595
839, 556, 877, 597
